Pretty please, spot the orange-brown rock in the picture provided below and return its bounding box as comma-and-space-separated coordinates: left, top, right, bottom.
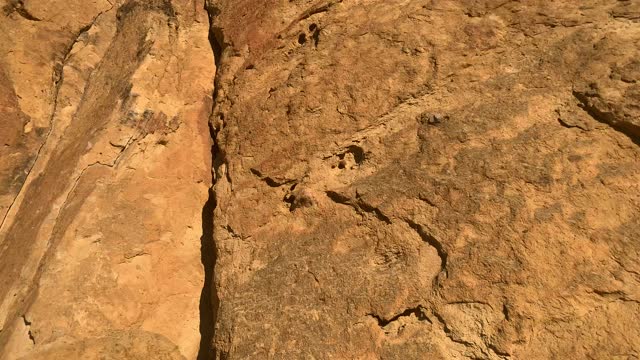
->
0, 0, 214, 358
1, 0, 640, 359
206, 0, 640, 358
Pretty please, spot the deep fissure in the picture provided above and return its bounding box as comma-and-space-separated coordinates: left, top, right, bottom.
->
197, 2, 225, 359
197, 187, 217, 360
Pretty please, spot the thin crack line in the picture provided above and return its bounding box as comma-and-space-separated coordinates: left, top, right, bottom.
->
0, 7, 112, 234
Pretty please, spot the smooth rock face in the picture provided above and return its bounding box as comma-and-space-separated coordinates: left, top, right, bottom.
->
0, 0, 214, 358
0, 0, 639, 359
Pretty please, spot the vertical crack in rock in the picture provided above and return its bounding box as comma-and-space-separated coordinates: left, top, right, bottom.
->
197, 187, 217, 360
198, 2, 224, 359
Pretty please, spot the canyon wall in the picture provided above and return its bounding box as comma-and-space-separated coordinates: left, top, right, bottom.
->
207, 0, 640, 358
0, 0, 214, 358
1, 0, 639, 359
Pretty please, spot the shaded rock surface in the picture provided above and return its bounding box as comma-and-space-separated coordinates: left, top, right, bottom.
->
0, 0, 639, 359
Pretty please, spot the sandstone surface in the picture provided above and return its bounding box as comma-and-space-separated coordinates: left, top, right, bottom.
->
206, 0, 640, 358
0, 0, 214, 358
1, 0, 639, 359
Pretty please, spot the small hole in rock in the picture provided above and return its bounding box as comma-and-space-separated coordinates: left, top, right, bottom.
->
338, 160, 346, 169
313, 32, 320, 46
312, 29, 321, 47
309, 23, 317, 32
298, 33, 307, 45
245, 64, 255, 70
284, 194, 295, 205
347, 145, 366, 164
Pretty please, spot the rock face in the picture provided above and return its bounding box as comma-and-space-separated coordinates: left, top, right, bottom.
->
206, 0, 640, 358
0, 0, 214, 358
1, 0, 640, 359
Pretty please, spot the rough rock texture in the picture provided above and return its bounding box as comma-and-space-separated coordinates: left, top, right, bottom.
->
0, 0, 214, 358
1, 0, 640, 359
206, 0, 640, 359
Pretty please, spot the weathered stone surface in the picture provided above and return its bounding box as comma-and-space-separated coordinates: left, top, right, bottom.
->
206, 0, 640, 358
0, 0, 214, 358
1, 0, 639, 359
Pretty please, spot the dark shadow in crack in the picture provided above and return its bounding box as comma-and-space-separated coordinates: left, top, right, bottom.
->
197, 187, 218, 360
199, 3, 226, 358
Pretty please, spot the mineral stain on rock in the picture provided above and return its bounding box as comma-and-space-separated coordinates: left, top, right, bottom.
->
1, 0, 640, 359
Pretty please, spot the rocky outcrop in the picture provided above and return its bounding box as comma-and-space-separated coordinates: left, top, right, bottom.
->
1, 0, 639, 359
205, 0, 640, 358
0, 0, 214, 358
